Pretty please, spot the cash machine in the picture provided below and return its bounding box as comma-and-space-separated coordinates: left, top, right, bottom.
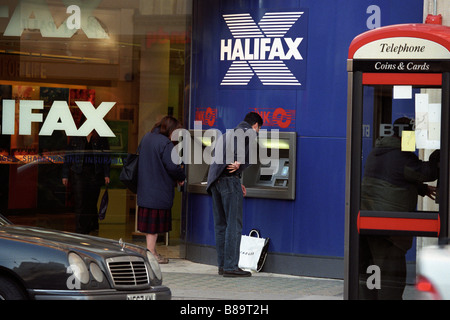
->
345, 24, 450, 299
185, 129, 296, 200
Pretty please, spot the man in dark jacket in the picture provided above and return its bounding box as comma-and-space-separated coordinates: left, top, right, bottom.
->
359, 117, 440, 299
207, 112, 263, 277
62, 131, 110, 234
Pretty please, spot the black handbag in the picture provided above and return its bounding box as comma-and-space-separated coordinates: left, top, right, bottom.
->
120, 150, 139, 193
98, 185, 108, 220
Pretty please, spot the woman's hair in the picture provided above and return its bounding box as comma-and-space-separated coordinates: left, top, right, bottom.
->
151, 115, 182, 137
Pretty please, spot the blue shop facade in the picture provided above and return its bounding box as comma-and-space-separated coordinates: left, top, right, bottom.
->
0, 0, 427, 280
184, 0, 424, 278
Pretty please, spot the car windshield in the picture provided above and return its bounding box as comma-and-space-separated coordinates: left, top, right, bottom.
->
0, 214, 12, 226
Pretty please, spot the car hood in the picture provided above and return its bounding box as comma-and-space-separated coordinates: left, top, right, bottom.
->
0, 224, 146, 257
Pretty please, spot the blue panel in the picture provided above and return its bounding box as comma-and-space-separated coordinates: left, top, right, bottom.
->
186, 194, 215, 246
242, 197, 295, 253
292, 137, 347, 256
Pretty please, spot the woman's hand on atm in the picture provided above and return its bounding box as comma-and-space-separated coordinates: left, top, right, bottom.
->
227, 161, 240, 173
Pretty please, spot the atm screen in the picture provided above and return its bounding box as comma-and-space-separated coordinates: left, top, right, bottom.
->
256, 158, 290, 187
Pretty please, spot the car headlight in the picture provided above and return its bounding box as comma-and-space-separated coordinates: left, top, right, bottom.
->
68, 252, 89, 284
89, 262, 104, 283
146, 251, 162, 280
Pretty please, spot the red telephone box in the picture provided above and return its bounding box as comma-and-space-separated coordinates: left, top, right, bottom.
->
345, 24, 450, 299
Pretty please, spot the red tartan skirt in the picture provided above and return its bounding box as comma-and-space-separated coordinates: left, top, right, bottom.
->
137, 207, 172, 234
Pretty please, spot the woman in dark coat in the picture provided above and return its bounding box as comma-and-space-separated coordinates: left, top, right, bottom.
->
137, 116, 185, 263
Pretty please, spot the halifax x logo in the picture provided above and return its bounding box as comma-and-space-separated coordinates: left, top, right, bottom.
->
220, 11, 304, 86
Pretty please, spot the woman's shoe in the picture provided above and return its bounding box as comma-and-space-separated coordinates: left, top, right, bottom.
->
156, 254, 169, 264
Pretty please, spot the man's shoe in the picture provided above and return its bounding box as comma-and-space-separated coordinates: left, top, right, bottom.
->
223, 268, 252, 277
218, 267, 224, 275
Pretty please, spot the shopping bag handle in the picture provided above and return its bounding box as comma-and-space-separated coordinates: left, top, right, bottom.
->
249, 229, 260, 238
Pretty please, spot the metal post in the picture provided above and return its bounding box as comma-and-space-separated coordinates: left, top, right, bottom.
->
344, 68, 363, 299
441, 72, 450, 243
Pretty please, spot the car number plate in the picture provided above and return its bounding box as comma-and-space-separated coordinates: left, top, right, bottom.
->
126, 293, 156, 300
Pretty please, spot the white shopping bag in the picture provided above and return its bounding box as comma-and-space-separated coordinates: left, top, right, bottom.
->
238, 229, 270, 272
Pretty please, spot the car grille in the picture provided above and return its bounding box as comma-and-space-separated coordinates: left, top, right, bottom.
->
106, 256, 150, 288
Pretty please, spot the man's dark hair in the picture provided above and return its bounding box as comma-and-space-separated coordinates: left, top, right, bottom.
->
244, 112, 263, 127
393, 117, 414, 137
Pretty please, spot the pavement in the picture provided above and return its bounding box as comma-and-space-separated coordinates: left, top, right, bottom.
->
160, 258, 419, 300
160, 258, 344, 300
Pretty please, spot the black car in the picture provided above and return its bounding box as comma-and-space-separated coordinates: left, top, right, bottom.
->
0, 214, 171, 300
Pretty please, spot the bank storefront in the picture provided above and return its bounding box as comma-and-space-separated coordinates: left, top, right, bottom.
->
0, 0, 192, 249
0, 0, 431, 279
184, 0, 426, 279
